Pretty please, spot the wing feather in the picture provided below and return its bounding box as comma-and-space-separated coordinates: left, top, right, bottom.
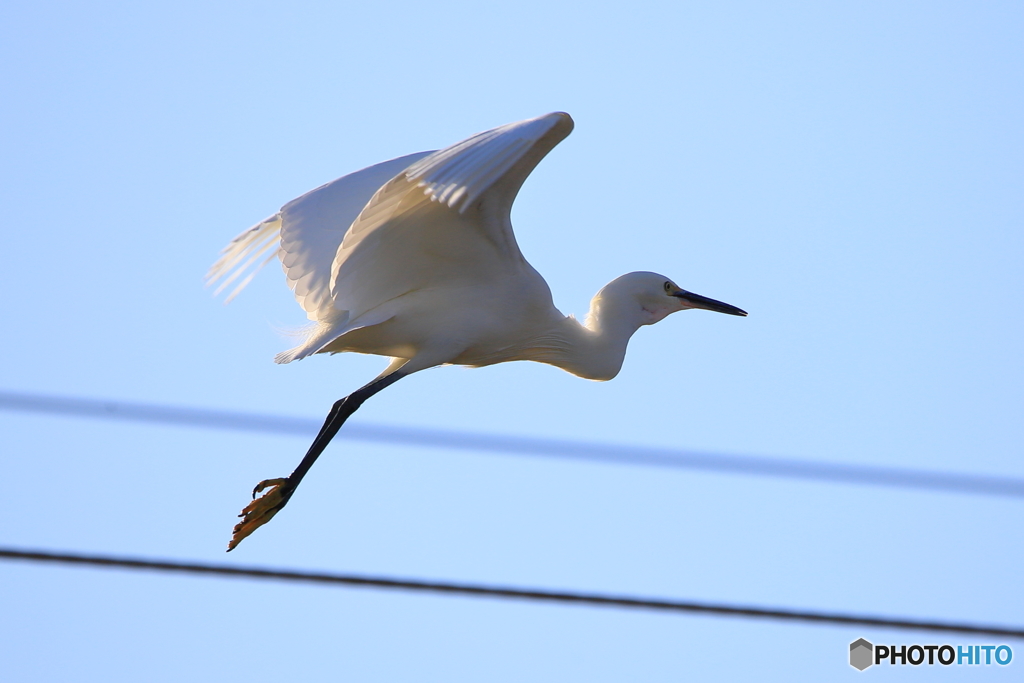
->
210, 113, 575, 363
206, 151, 432, 318
327, 113, 574, 324
206, 215, 283, 302
403, 114, 570, 214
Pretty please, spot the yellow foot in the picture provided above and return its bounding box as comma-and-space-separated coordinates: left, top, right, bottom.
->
226, 478, 291, 552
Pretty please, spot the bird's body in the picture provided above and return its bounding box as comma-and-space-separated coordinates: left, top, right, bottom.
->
209, 112, 746, 550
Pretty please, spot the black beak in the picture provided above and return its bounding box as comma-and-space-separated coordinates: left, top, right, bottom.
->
673, 290, 747, 317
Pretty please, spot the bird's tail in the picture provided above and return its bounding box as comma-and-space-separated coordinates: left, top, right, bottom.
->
273, 316, 349, 364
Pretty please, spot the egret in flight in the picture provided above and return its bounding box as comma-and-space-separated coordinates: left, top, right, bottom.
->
209, 112, 746, 551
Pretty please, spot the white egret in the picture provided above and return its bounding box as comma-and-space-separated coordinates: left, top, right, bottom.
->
209, 112, 746, 551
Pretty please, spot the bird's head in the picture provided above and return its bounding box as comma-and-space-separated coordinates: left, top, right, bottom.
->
593, 271, 747, 328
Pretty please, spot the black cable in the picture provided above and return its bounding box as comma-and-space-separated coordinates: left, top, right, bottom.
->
2, 390, 1023, 498
2, 548, 1021, 638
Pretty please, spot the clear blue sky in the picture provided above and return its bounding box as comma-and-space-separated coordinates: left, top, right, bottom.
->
1, 1, 1021, 680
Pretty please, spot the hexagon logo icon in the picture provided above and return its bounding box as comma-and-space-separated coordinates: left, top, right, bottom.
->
850, 638, 874, 671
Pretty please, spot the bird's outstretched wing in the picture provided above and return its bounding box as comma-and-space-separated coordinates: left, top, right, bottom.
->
206, 152, 432, 316
209, 113, 574, 360
276, 153, 432, 319
327, 112, 574, 324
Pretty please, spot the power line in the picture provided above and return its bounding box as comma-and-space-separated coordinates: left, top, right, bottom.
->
3, 389, 1023, 499
2, 547, 1021, 639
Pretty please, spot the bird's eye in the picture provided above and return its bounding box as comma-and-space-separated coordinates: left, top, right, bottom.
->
664, 281, 673, 293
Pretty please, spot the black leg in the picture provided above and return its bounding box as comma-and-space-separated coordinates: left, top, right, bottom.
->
282, 370, 407, 494
227, 371, 407, 551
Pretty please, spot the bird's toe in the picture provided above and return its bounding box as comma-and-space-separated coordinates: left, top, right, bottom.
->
252, 477, 289, 499
227, 478, 293, 552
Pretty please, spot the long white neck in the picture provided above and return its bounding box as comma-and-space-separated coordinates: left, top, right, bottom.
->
543, 293, 646, 381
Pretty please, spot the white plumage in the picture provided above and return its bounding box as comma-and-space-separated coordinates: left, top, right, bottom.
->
208, 112, 746, 550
